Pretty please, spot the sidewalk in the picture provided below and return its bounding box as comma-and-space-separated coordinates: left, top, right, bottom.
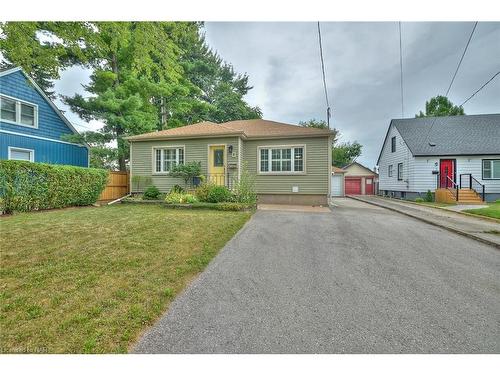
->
348, 195, 500, 248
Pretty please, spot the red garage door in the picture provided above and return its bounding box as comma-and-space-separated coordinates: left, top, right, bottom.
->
345, 178, 362, 195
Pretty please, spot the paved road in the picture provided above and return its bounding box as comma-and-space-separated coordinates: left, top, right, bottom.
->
133, 199, 500, 353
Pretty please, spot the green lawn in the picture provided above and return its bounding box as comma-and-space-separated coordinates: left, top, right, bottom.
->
464, 201, 500, 219
0, 204, 252, 353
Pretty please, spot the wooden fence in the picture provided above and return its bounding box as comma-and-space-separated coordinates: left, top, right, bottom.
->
99, 171, 130, 202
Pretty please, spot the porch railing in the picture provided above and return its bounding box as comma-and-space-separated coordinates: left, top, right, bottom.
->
459, 173, 485, 201
207, 172, 236, 190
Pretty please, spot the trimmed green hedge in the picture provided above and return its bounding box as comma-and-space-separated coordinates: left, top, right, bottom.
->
0, 160, 108, 214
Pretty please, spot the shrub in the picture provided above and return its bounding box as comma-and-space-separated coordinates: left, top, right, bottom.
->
143, 185, 161, 200
0, 160, 108, 214
169, 162, 202, 189
194, 182, 213, 202
206, 185, 233, 203
164, 192, 198, 204
169, 184, 185, 194
415, 198, 424, 203
425, 190, 434, 202
232, 164, 257, 204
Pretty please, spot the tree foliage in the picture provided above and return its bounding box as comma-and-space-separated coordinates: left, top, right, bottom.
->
0, 22, 262, 170
415, 95, 465, 117
299, 119, 329, 129
332, 141, 363, 167
61, 131, 117, 169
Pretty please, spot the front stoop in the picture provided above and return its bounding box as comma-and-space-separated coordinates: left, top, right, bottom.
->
435, 188, 484, 204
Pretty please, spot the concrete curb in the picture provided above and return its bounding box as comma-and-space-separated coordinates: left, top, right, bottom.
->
348, 196, 500, 250
395, 198, 500, 224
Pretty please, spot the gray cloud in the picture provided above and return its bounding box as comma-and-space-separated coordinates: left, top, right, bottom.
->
204, 22, 500, 167
52, 22, 500, 167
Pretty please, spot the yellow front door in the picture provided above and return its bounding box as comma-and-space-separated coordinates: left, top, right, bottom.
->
209, 145, 225, 186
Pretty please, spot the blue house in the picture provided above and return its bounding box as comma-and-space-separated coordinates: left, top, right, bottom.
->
0, 67, 89, 167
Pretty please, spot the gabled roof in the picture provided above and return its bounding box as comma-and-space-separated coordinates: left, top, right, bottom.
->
0, 66, 89, 150
342, 161, 378, 176
377, 114, 500, 164
126, 119, 334, 141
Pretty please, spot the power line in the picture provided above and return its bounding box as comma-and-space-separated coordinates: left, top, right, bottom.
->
445, 22, 478, 97
317, 22, 331, 128
398, 22, 404, 118
460, 70, 500, 106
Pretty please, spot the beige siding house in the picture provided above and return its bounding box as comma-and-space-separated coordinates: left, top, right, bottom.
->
127, 119, 334, 205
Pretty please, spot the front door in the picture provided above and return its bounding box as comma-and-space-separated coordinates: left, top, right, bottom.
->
440, 159, 455, 188
209, 145, 225, 186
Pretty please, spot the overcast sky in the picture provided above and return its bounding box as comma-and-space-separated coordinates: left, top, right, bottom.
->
55, 22, 500, 167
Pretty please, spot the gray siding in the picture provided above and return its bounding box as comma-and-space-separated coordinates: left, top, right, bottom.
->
243, 137, 330, 195
130, 137, 240, 192
378, 124, 414, 192
413, 155, 500, 194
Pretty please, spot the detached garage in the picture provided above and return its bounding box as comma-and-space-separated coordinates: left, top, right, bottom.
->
343, 162, 378, 195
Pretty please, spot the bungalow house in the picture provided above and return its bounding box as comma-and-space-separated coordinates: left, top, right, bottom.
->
127, 119, 334, 205
377, 114, 500, 202
0, 67, 88, 167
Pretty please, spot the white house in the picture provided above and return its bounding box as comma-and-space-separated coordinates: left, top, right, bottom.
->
377, 114, 500, 202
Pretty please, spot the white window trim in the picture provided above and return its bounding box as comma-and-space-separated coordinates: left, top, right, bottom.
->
482, 159, 500, 180
8, 146, 35, 162
1, 94, 39, 129
388, 164, 393, 177
151, 145, 185, 175
397, 162, 403, 181
257, 144, 306, 175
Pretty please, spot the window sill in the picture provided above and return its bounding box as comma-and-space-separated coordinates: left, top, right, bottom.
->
1, 119, 38, 129
258, 172, 307, 176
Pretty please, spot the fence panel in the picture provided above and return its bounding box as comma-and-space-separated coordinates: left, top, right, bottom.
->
99, 171, 130, 201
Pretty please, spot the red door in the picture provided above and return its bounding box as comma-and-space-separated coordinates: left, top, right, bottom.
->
365, 178, 374, 194
440, 159, 455, 188
345, 178, 362, 195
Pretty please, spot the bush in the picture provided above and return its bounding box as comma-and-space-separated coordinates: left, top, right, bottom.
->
169, 184, 185, 194
425, 190, 434, 202
143, 185, 161, 200
232, 165, 257, 204
206, 185, 233, 203
415, 197, 424, 203
169, 162, 202, 189
164, 192, 198, 204
0, 160, 108, 214
194, 182, 213, 202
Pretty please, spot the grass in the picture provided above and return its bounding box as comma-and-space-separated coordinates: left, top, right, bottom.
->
0, 204, 252, 353
464, 201, 500, 219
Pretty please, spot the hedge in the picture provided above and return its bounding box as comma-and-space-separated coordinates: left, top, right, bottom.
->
0, 160, 109, 214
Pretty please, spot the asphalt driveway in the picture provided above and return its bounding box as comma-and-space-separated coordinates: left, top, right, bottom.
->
133, 198, 500, 353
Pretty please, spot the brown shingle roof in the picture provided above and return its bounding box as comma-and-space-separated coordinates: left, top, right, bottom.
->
126, 119, 333, 141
